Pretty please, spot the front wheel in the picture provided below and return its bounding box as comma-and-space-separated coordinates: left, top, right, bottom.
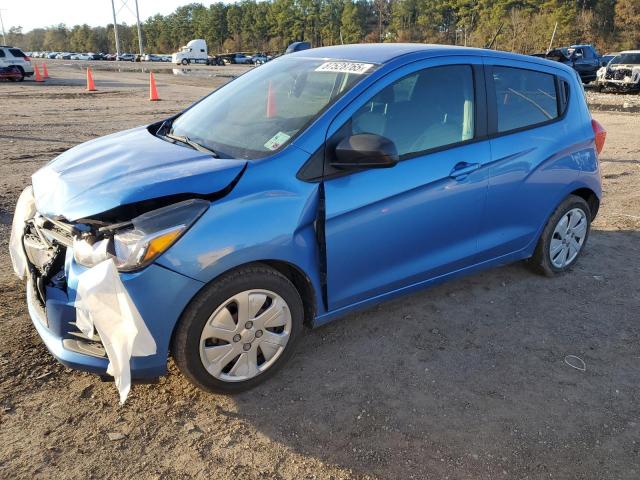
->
181, 58, 188, 66
529, 195, 591, 276
172, 264, 304, 393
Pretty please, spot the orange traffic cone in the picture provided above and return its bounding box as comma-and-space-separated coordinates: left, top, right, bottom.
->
86, 67, 96, 91
42, 63, 49, 79
34, 64, 44, 82
149, 72, 159, 101
266, 80, 276, 118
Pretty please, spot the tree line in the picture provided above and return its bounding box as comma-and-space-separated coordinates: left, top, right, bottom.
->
5, 0, 640, 56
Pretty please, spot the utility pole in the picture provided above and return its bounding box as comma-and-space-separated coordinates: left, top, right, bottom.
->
0, 8, 7, 45
134, 0, 143, 56
111, 0, 121, 57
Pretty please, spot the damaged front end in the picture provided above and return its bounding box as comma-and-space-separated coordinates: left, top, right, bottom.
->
11, 187, 210, 402
596, 64, 640, 91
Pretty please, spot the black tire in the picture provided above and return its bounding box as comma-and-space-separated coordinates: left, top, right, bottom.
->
529, 195, 591, 277
172, 263, 304, 393
181, 58, 188, 66
16, 66, 25, 82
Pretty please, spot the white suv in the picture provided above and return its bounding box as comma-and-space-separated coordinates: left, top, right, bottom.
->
0, 46, 34, 81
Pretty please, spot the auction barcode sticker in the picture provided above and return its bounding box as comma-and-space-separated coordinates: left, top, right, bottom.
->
315, 62, 374, 75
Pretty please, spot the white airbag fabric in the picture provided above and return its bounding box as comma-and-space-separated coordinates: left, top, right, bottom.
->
74, 259, 157, 403
9, 186, 36, 279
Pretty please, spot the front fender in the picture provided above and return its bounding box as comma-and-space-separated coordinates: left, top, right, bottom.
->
156, 160, 325, 315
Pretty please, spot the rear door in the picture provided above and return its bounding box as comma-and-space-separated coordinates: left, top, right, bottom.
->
8, 48, 27, 67
477, 60, 582, 261
322, 57, 492, 310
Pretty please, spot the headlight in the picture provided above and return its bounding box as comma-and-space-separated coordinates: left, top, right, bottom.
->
73, 199, 209, 271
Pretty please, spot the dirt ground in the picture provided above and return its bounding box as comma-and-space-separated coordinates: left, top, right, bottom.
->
0, 61, 639, 480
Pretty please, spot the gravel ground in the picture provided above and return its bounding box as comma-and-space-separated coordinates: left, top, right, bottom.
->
0, 63, 639, 480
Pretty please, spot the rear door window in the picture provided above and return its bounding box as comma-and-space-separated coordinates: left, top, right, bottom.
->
0, 50, 5, 58
491, 66, 559, 133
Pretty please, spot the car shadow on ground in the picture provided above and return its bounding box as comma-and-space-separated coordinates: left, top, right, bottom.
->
226, 229, 640, 478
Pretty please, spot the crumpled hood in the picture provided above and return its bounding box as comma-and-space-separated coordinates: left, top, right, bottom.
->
32, 126, 246, 221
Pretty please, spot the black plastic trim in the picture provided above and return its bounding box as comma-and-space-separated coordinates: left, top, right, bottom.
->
314, 182, 328, 310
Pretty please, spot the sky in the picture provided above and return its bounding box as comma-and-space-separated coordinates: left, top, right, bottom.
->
0, 0, 225, 32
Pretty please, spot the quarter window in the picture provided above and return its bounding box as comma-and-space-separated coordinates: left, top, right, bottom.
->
491, 66, 559, 133
9, 48, 25, 58
351, 65, 475, 157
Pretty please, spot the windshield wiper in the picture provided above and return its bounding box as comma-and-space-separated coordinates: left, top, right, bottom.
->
164, 132, 218, 157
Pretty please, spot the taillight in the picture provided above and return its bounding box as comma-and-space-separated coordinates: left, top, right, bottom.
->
24, 56, 31, 62
591, 119, 606, 155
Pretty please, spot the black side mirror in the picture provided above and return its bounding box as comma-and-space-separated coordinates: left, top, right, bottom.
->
332, 133, 399, 169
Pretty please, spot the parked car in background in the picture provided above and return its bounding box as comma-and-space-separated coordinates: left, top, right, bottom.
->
47, 52, 58, 59
285, 41, 311, 54
225, 53, 253, 64
251, 53, 271, 65
117, 53, 136, 62
533, 44, 601, 83
0, 46, 34, 81
10, 44, 605, 400
595, 50, 640, 92
104, 53, 117, 61
600, 52, 618, 67
143, 54, 163, 62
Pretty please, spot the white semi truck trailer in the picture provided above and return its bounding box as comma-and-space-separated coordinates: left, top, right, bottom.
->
172, 39, 208, 65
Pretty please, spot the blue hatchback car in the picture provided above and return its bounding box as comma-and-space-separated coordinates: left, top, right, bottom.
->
12, 44, 606, 395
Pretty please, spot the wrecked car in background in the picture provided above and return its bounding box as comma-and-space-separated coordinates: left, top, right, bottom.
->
595, 50, 640, 92
533, 44, 601, 83
10, 44, 605, 403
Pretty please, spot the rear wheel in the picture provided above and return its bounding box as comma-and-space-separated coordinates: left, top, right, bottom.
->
172, 264, 304, 393
529, 195, 591, 276
16, 66, 25, 82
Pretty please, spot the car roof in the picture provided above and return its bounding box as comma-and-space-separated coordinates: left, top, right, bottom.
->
292, 43, 575, 72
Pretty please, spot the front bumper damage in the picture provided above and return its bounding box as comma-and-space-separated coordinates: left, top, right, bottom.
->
10, 186, 204, 402
595, 66, 640, 91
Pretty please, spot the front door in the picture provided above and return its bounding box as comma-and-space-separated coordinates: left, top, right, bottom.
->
322, 61, 492, 310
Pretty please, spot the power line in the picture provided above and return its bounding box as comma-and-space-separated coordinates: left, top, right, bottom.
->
110, 0, 144, 56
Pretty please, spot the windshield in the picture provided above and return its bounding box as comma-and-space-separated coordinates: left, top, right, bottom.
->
168, 57, 375, 159
610, 53, 640, 65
